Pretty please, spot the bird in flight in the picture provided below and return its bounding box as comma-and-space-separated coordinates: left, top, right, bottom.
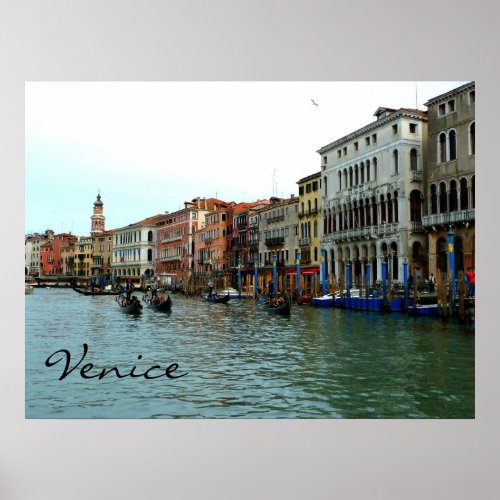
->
311, 99, 319, 106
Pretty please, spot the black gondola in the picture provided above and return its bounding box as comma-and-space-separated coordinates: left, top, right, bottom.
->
73, 286, 122, 296
142, 294, 172, 312
115, 295, 143, 313
263, 298, 291, 315
202, 292, 230, 303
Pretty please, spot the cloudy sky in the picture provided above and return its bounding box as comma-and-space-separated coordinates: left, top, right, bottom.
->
25, 81, 466, 236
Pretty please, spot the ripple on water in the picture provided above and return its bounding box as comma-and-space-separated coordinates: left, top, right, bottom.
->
25, 289, 475, 418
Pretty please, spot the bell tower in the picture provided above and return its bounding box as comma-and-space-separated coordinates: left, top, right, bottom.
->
91, 191, 105, 236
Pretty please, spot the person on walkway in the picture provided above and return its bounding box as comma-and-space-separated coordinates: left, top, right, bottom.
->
429, 273, 436, 293
466, 267, 475, 298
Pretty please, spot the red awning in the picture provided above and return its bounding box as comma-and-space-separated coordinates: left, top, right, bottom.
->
285, 267, 320, 275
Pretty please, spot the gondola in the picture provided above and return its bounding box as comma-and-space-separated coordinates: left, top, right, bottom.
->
263, 298, 291, 315
202, 292, 230, 304
142, 294, 172, 312
72, 286, 122, 296
115, 295, 143, 313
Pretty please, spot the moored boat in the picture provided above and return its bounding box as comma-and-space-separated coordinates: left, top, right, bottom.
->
311, 293, 334, 307
264, 299, 291, 315
72, 286, 122, 296
202, 292, 230, 303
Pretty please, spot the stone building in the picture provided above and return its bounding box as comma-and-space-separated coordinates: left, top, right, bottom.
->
25, 230, 54, 276
422, 82, 475, 278
318, 106, 428, 289
257, 196, 299, 293
111, 215, 161, 279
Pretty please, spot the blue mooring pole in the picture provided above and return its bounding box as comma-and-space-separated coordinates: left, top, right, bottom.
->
237, 256, 241, 295
346, 260, 351, 299
448, 226, 456, 314
321, 249, 327, 296
254, 257, 258, 298
403, 258, 409, 310
382, 259, 388, 306
296, 249, 301, 299
273, 252, 277, 295
365, 259, 371, 299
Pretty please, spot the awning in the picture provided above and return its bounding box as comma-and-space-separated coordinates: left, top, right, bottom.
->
286, 267, 320, 275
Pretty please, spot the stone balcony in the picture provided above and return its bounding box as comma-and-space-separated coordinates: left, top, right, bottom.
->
161, 234, 182, 243
422, 208, 475, 227
160, 255, 183, 262
265, 236, 285, 246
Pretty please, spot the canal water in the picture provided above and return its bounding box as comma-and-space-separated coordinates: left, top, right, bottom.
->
25, 288, 474, 418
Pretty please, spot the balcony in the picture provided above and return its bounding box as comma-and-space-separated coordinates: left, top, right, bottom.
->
204, 236, 213, 244
410, 170, 423, 181
299, 237, 311, 246
160, 255, 182, 262
266, 213, 284, 222
161, 234, 182, 243
264, 260, 285, 267
422, 208, 475, 227
265, 237, 284, 247
410, 222, 425, 232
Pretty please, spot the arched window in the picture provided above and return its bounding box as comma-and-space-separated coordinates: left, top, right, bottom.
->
437, 238, 447, 272
373, 158, 378, 180
338, 171, 342, 191
410, 148, 418, 171
314, 220, 318, 237
387, 193, 393, 223
359, 200, 365, 227
449, 180, 458, 212
430, 184, 438, 214
460, 178, 469, 210
449, 129, 457, 161
366, 160, 371, 182
472, 175, 475, 208
148, 230, 153, 242
469, 122, 475, 155
354, 165, 359, 185
301, 202, 304, 214
439, 182, 448, 213
439, 133, 447, 163
394, 192, 399, 223
323, 210, 327, 234
380, 195, 386, 223
372, 196, 378, 225
454, 236, 464, 273
344, 169, 348, 189
360, 162, 365, 184
410, 190, 423, 222
308, 200, 311, 214
314, 247, 318, 261
390, 242, 398, 280
324, 176, 328, 196
365, 198, 371, 226
393, 150, 399, 174
349, 167, 353, 187
412, 241, 423, 260
147, 249, 153, 261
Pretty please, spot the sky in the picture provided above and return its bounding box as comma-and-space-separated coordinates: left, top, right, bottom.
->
25, 81, 467, 236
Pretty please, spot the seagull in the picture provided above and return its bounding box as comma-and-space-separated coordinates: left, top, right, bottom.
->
311, 99, 319, 106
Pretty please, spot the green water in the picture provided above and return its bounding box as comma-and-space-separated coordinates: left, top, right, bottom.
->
25, 288, 474, 418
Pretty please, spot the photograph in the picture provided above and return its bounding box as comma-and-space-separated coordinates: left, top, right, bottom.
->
25, 81, 475, 419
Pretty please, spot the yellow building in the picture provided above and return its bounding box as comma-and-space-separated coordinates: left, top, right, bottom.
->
297, 172, 322, 296
74, 236, 94, 278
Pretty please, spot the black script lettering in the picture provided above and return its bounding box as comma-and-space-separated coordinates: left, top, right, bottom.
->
45, 343, 89, 381
165, 363, 188, 379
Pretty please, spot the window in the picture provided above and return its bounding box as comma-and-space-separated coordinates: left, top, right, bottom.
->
410, 149, 417, 171
469, 122, 475, 155
449, 129, 457, 161
337, 149, 341, 158
392, 124, 398, 134
365, 136, 370, 146
469, 90, 475, 105
323, 156, 327, 165
439, 133, 446, 163
448, 99, 455, 113
409, 123, 417, 133
354, 142, 359, 151
299, 186, 304, 196
312, 181, 318, 191
439, 103, 446, 116
343, 147, 347, 155
393, 150, 399, 174
306, 183, 312, 193
372, 133, 377, 143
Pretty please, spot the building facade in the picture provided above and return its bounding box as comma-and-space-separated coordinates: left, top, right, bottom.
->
74, 236, 93, 277
318, 107, 428, 289
111, 215, 161, 278
257, 196, 299, 293
422, 82, 475, 279
25, 230, 54, 276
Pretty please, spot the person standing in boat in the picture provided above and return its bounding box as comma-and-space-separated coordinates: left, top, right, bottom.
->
466, 267, 475, 298
428, 273, 436, 293
207, 280, 214, 298
151, 279, 158, 299
125, 279, 134, 300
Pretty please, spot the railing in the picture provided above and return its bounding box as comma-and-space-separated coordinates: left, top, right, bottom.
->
264, 260, 285, 267
410, 170, 422, 181
410, 222, 424, 232
160, 255, 182, 262
265, 237, 284, 246
422, 208, 475, 227
299, 237, 311, 245
266, 214, 285, 222
161, 234, 182, 243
